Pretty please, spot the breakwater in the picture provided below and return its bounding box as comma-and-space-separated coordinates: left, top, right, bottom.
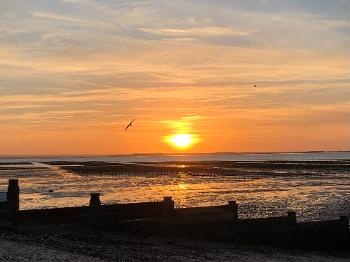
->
0, 179, 349, 250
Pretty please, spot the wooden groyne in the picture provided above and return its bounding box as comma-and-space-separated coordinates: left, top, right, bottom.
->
0, 179, 349, 250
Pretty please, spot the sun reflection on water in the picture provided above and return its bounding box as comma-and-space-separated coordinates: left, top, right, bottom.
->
178, 183, 187, 189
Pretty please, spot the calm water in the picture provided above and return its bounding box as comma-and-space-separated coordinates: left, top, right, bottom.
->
0, 152, 350, 222
1, 151, 350, 163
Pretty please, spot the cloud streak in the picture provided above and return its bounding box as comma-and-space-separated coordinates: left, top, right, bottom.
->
0, 0, 349, 154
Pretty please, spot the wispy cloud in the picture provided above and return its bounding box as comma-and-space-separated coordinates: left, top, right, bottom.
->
31, 12, 87, 23
140, 26, 253, 37
0, 0, 349, 154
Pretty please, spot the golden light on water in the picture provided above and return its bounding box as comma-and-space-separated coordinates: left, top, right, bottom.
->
178, 183, 188, 189
165, 134, 200, 150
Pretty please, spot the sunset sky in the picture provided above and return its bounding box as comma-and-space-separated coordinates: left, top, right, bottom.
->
0, 0, 349, 155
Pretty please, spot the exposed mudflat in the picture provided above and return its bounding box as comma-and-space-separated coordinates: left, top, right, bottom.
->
1, 160, 350, 221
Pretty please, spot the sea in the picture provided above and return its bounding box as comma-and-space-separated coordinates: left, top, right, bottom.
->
1, 152, 350, 222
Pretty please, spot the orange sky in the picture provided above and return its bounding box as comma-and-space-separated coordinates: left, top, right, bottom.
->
0, 0, 349, 155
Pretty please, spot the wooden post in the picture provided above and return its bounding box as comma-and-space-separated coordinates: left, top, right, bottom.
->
7, 179, 19, 227
287, 210, 297, 224
89, 193, 101, 237
163, 197, 174, 217
89, 193, 101, 208
228, 201, 238, 223
339, 216, 349, 231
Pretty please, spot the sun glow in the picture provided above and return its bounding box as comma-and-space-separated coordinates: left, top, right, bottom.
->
165, 134, 198, 149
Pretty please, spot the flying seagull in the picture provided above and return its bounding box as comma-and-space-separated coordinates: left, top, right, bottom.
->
125, 119, 135, 132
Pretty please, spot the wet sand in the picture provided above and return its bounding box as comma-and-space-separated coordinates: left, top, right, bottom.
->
1, 159, 350, 261
1, 160, 349, 221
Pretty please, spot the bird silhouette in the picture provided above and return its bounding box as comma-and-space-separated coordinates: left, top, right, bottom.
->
125, 119, 135, 132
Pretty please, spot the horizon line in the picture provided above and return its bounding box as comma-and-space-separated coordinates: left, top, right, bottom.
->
0, 150, 349, 159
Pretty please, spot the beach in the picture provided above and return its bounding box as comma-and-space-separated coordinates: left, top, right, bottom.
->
1, 153, 350, 222
1, 153, 350, 261
1, 229, 349, 262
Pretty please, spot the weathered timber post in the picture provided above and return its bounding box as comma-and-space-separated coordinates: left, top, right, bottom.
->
287, 210, 297, 225
89, 193, 101, 208
339, 216, 349, 231
228, 201, 239, 223
89, 193, 101, 236
163, 197, 174, 217
7, 179, 19, 227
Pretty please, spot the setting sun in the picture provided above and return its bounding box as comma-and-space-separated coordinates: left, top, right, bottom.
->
165, 134, 199, 150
